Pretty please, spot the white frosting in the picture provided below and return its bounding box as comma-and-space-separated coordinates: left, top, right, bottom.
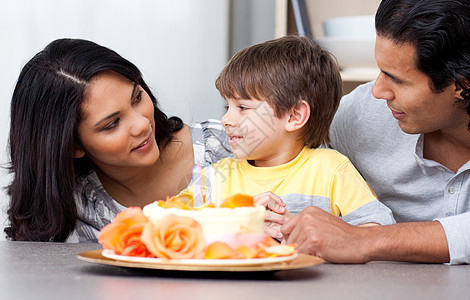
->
142, 203, 266, 235
142, 203, 267, 248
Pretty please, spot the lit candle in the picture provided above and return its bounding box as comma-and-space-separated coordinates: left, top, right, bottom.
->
208, 164, 216, 206
192, 164, 203, 207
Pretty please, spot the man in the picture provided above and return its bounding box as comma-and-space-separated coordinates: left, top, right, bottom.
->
281, 0, 470, 264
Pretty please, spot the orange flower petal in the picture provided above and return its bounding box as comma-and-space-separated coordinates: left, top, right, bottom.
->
113, 207, 149, 227
259, 244, 297, 256
205, 242, 241, 259
257, 236, 297, 257
235, 245, 257, 259
121, 238, 152, 257
98, 223, 127, 252
254, 247, 270, 258
258, 235, 282, 247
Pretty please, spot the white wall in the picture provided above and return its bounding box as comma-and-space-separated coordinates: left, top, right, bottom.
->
0, 0, 276, 241
230, 0, 275, 55
0, 0, 231, 240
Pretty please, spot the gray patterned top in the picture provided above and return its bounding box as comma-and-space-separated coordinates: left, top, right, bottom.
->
67, 119, 232, 243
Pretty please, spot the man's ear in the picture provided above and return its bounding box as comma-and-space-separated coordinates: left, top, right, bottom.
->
454, 80, 468, 100
285, 100, 310, 132
74, 148, 85, 159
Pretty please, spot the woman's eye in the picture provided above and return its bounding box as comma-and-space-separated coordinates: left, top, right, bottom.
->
133, 90, 143, 104
104, 118, 120, 131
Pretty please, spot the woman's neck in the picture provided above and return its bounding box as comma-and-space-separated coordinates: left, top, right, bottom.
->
96, 125, 194, 207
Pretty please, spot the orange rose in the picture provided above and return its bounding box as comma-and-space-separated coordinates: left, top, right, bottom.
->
141, 214, 205, 259
98, 207, 151, 257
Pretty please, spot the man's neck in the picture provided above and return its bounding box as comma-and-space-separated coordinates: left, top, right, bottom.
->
423, 126, 470, 172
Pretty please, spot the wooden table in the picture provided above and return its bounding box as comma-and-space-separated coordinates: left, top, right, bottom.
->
1, 241, 468, 300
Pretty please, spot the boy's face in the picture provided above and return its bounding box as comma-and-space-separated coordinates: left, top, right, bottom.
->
221, 98, 291, 167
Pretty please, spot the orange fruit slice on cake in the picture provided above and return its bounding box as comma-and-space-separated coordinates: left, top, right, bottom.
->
220, 194, 254, 208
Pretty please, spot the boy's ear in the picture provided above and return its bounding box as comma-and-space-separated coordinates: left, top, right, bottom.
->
285, 100, 310, 132
74, 148, 85, 159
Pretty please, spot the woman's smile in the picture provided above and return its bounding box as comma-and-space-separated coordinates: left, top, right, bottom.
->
132, 133, 153, 152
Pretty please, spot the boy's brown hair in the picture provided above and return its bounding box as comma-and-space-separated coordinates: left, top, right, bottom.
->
215, 35, 342, 148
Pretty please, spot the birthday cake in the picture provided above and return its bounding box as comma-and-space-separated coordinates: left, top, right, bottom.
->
98, 194, 296, 259
142, 197, 266, 249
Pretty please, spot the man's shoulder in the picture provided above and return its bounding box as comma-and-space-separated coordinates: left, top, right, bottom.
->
330, 81, 402, 152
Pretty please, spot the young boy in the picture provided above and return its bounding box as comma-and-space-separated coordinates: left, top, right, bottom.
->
178, 36, 395, 239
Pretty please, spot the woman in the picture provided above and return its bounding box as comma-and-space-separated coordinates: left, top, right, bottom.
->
6, 38, 232, 242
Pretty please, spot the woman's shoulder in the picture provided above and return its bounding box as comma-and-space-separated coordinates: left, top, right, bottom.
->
74, 170, 121, 239
75, 170, 104, 198
188, 119, 233, 165
188, 119, 226, 137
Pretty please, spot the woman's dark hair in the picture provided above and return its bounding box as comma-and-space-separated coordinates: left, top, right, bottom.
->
6, 38, 183, 242
376, 0, 470, 126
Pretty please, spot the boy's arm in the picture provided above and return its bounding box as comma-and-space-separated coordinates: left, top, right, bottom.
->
331, 159, 395, 226
281, 206, 450, 263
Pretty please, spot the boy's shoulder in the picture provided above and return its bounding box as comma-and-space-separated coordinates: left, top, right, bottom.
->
303, 147, 349, 163
299, 147, 354, 174
210, 148, 351, 171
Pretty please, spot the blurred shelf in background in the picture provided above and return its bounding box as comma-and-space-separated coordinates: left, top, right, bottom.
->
275, 0, 380, 94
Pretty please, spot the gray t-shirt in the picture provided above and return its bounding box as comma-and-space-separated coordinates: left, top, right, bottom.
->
329, 81, 470, 265
67, 119, 232, 243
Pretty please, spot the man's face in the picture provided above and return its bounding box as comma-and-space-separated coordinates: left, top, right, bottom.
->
372, 35, 466, 135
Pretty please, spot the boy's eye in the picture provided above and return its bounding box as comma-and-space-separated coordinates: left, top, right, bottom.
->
238, 105, 248, 111
223, 104, 229, 112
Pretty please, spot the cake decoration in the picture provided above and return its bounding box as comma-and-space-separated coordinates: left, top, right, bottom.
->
98, 194, 297, 260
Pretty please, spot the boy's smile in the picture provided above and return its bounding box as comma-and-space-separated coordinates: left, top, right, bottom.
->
227, 133, 244, 146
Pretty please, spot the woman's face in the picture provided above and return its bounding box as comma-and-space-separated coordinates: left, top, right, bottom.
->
76, 71, 159, 172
